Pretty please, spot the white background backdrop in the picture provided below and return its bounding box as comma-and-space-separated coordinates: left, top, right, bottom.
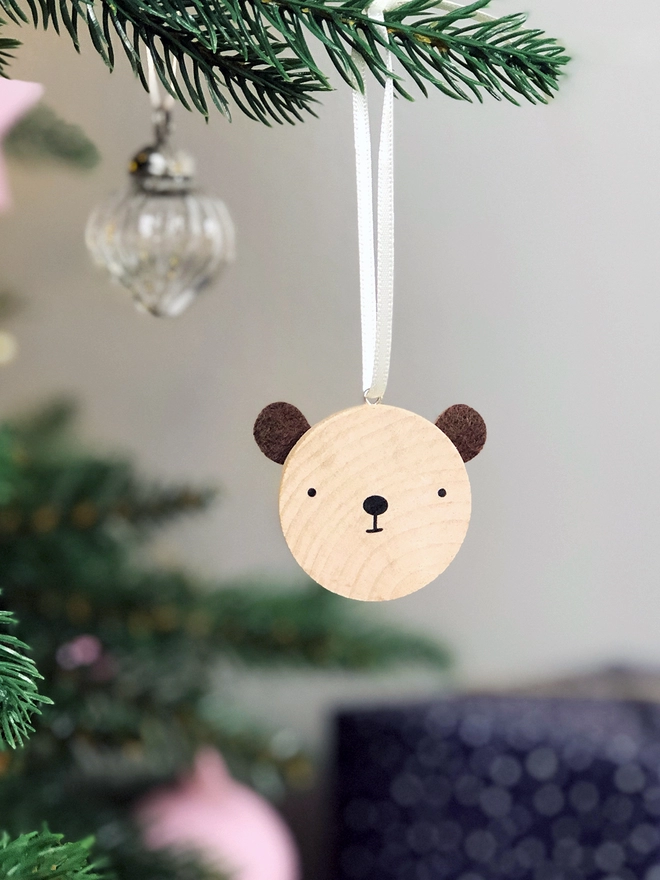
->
2, 0, 660, 744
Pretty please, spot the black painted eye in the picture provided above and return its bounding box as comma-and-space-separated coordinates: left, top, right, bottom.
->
308, 488, 317, 497
438, 488, 447, 498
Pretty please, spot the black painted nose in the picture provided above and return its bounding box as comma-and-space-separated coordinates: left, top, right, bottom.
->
363, 495, 388, 517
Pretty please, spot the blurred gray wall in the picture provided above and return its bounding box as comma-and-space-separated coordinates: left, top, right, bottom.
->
1, 0, 660, 742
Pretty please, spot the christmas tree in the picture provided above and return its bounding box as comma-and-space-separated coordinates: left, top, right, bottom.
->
0, 399, 449, 879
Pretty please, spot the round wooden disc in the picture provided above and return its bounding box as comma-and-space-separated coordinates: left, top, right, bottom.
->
279, 404, 472, 601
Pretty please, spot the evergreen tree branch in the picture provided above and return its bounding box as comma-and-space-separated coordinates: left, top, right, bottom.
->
5, 104, 101, 169
109, 16, 324, 123
0, 0, 325, 123
0, 0, 567, 123
0, 830, 103, 879
202, 582, 452, 670
0, 606, 51, 748
8, 568, 449, 675
0, 30, 20, 75
10, 399, 77, 450
253, 0, 567, 104
0, 401, 214, 538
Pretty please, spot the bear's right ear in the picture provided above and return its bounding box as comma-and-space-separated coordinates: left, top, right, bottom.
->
254, 402, 311, 465
435, 404, 486, 463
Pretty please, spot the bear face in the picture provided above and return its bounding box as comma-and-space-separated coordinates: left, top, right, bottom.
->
254, 402, 486, 602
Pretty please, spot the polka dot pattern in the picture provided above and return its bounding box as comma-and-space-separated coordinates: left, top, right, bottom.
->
335, 697, 660, 878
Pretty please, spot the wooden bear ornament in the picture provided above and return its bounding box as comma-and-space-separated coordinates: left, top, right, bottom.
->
254, 403, 486, 602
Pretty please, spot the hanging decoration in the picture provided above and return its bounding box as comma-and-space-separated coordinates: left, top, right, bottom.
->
254, 0, 487, 602
85, 58, 235, 318
136, 748, 300, 880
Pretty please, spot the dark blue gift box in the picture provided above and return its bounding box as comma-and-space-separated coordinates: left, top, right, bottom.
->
334, 696, 660, 880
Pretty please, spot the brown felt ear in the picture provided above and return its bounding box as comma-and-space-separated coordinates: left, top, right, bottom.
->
254, 402, 311, 465
435, 404, 487, 463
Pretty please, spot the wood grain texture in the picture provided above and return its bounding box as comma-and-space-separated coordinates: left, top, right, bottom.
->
279, 404, 472, 601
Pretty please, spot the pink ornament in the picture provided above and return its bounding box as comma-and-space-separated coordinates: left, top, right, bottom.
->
56, 635, 103, 669
135, 748, 300, 880
0, 79, 44, 212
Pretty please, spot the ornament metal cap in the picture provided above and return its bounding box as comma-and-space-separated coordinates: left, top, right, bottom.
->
129, 144, 196, 194
128, 107, 195, 194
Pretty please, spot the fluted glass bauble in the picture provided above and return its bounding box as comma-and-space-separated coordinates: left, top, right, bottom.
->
85, 142, 235, 317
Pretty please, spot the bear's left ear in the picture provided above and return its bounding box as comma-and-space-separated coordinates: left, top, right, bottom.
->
435, 404, 487, 462
254, 402, 311, 464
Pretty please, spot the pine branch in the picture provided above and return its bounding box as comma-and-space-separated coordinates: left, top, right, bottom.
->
0, 606, 51, 748
0, 0, 567, 122
5, 104, 100, 169
0, 31, 20, 75
9, 399, 77, 452
0, 401, 214, 539
0, 0, 325, 123
0, 830, 103, 879
202, 582, 451, 670
252, 0, 567, 104
10, 568, 449, 675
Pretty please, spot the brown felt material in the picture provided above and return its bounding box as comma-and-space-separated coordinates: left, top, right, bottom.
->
435, 404, 487, 463
254, 402, 311, 464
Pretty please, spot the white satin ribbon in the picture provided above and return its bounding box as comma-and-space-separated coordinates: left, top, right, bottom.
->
352, 0, 494, 404
146, 52, 177, 111
352, 0, 395, 405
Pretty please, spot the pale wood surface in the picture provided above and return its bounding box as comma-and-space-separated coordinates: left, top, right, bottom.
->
279, 404, 472, 601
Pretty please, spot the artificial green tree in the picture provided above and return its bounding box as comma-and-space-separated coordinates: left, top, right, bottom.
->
0, 400, 449, 879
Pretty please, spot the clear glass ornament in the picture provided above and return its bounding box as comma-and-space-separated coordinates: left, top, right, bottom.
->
85, 109, 235, 317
